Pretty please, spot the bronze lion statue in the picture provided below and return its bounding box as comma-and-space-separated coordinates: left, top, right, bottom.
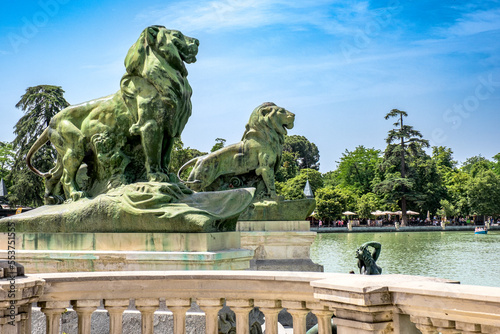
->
27, 26, 199, 203
178, 102, 294, 199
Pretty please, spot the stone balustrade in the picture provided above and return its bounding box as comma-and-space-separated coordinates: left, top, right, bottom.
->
1, 271, 499, 333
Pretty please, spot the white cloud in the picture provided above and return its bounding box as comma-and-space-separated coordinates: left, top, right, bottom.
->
442, 8, 500, 36
135, 0, 389, 36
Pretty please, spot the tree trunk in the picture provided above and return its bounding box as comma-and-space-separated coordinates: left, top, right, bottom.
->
400, 113, 407, 227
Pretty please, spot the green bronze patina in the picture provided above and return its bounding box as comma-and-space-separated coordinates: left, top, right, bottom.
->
178, 102, 315, 221
4, 26, 257, 233
179, 102, 294, 200
356, 241, 382, 275
26, 25, 199, 203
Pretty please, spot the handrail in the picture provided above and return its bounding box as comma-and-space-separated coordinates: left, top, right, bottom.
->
2, 271, 500, 333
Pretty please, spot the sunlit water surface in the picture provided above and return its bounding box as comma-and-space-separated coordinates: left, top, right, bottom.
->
310, 231, 500, 287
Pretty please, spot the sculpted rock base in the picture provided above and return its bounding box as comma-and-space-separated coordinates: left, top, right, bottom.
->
0, 183, 255, 233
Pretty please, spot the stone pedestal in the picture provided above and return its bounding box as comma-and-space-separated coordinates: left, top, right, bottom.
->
237, 221, 323, 272
0, 232, 253, 273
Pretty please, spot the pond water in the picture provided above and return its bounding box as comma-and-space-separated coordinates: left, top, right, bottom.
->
310, 231, 500, 287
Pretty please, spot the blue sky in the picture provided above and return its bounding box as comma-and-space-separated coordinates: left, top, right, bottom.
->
1, 0, 499, 172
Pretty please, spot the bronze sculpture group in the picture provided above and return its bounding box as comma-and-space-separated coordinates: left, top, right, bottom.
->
20, 25, 303, 232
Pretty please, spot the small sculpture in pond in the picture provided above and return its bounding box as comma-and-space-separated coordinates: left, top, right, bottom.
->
178, 102, 295, 200
356, 241, 382, 275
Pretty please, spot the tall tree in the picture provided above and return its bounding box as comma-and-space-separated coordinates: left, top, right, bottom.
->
210, 138, 226, 152
8, 85, 70, 206
283, 135, 320, 170
0, 142, 14, 181
377, 109, 429, 226
334, 146, 381, 195
467, 170, 500, 216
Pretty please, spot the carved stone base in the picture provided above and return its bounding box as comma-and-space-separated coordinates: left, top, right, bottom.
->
0, 232, 254, 273
237, 220, 323, 272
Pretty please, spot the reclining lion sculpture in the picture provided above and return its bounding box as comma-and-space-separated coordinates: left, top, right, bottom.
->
26, 26, 199, 203
178, 102, 295, 199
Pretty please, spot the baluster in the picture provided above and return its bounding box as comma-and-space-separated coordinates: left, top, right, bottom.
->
197, 298, 224, 334
18, 304, 32, 334
283, 301, 308, 334
71, 299, 100, 334
254, 300, 282, 334
226, 299, 254, 334
165, 298, 191, 334
135, 298, 159, 334
313, 309, 334, 334
39, 301, 69, 334
104, 299, 129, 334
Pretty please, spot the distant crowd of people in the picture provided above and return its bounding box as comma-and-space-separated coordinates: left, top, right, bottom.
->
312, 216, 499, 228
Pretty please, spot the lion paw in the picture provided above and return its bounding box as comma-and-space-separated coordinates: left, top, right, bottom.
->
147, 172, 170, 183
70, 191, 87, 202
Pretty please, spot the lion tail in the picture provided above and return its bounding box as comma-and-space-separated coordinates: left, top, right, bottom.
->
26, 127, 51, 178
177, 156, 201, 183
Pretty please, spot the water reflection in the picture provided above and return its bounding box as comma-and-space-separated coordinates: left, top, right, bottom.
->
310, 231, 500, 287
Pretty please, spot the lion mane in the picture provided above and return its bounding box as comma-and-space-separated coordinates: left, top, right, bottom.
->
179, 102, 295, 199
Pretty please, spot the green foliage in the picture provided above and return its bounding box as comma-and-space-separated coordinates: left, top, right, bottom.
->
169, 138, 206, 179
466, 170, 500, 216
375, 109, 430, 224
276, 169, 323, 200
461, 155, 493, 178
283, 135, 320, 170
446, 170, 471, 216
314, 186, 357, 221
437, 199, 457, 219
432, 146, 457, 169
0, 142, 14, 182
334, 146, 381, 195
8, 85, 70, 207
356, 192, 384, 218
275, 150, 299, 182
210, 138, 226, 152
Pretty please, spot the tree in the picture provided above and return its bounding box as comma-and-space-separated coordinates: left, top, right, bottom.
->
492, 153, 500, 176
461, 155, 492, 178
467, 170, 500, 216
210, 138, 226, 152
315, 186, 357, 222
8, 85, 70, 206
275, 150, 299, 182
376, 109, 429, 226
356, 192, 384, 219
334, 146, 381, 195
283, 135, 320, 170
437, 199, 457, 221
432, 146, 457, 170
276, 169, 323, 200
169, 138, 206, 179
0, 142, 14, 181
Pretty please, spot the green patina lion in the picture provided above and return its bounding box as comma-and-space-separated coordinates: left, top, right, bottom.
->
179, 102, 295, 199
26, 26, 199, 203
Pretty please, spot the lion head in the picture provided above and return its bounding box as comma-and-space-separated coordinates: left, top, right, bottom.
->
123, 25, 199, 79
242, 102, 295, 145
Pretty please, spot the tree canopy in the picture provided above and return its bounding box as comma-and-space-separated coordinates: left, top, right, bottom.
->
283, 135, 320, 170
8, 85, 70, 206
